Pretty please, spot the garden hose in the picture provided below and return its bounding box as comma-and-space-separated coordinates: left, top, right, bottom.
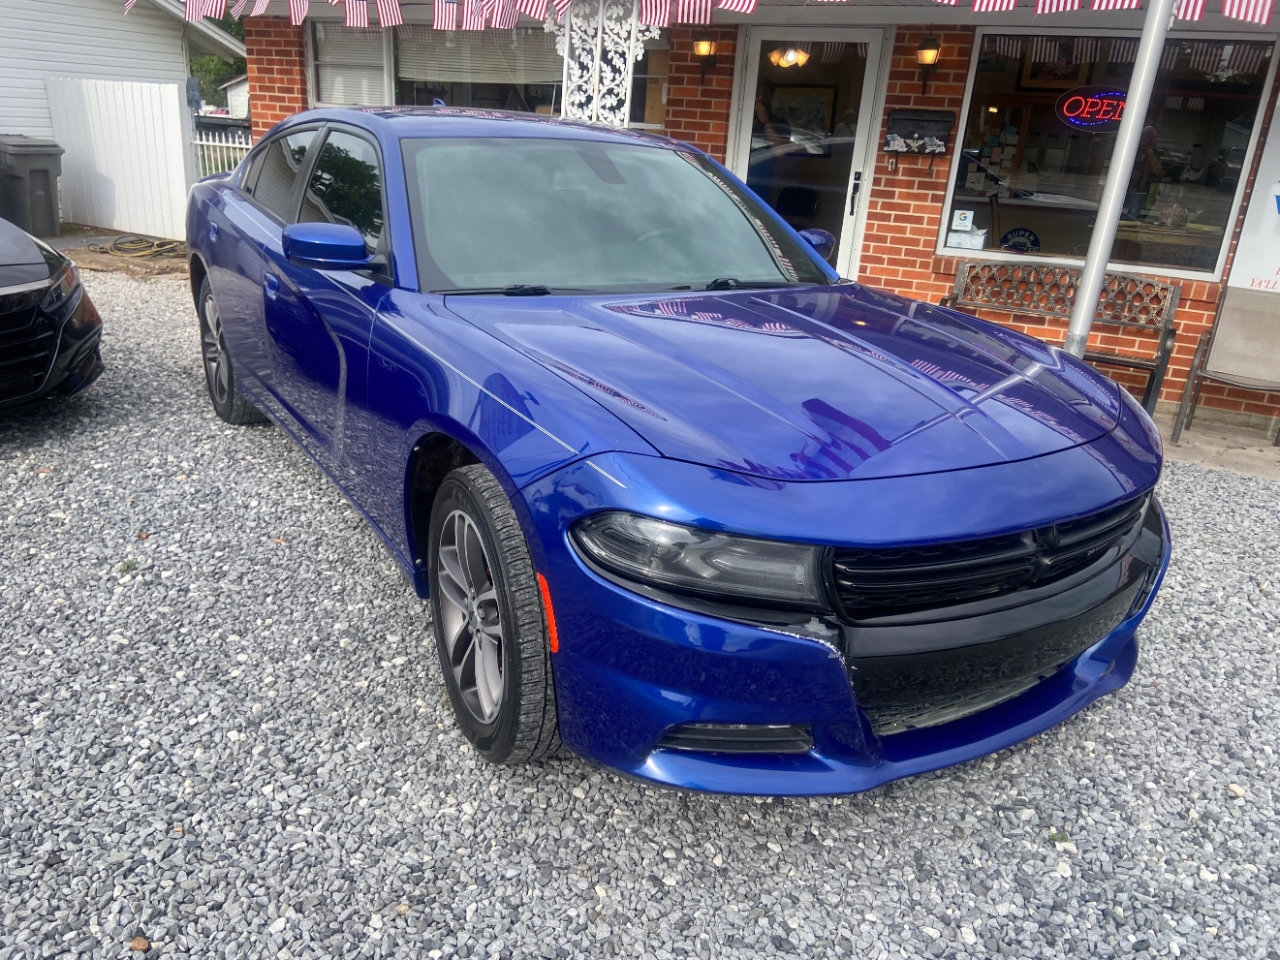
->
87, 236, 187, 259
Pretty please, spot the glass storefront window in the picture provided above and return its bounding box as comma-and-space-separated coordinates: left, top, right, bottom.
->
394, 26, 562, 114
944, 34, 1273, 273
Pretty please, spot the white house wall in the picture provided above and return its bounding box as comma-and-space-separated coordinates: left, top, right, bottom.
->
0, 0, 190, 139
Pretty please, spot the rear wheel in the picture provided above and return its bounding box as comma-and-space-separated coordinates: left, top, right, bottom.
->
197, 277, 264, 425
428, 463, 560, 763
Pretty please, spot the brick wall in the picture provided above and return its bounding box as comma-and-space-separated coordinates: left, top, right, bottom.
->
663, 27, 737, 162
244, 17, 308, 140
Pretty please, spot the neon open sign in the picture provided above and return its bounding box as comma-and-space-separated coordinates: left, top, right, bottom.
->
1056, 86, 1128, 130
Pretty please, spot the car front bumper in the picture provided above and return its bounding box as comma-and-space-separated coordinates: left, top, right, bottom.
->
522, 454, 1169, 797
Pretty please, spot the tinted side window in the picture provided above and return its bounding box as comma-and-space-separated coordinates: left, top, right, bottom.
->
246, 130, 316, 222
298, 130, 384, 248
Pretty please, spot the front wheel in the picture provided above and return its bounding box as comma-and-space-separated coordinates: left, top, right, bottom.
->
197, 277, 264, 425
428, 463, 560, 764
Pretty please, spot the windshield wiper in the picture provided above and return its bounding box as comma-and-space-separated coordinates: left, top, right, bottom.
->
442, 284, 555, 296
704, 278, 798, 290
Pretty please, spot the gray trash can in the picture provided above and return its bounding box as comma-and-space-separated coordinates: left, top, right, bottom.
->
0, 135, 64, 237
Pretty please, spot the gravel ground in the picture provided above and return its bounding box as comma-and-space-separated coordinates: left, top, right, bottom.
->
2, 272, 1277, 960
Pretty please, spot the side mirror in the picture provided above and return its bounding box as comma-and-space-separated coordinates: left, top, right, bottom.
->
797, 228, 836, 262
282, 222, 373, 270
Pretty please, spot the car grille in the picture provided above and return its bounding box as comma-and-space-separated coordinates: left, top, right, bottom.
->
831, 496, 1148, 620
0, 287, 56, 402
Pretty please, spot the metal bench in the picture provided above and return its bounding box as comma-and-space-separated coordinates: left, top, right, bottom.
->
940, 261, 1181, 414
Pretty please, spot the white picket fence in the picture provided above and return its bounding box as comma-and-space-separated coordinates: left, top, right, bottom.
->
194, 128, 252, 177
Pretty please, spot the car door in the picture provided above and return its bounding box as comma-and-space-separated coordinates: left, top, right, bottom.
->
260, 126, 391, 479
213, 128, 320, 388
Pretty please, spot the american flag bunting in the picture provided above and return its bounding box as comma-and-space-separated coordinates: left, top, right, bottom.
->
716, 0, 757, 12
433, 0, 458, 29
1092, 0, 1142, 8
345, 0, 369, 26
1035, 0, 1080, 12
1229, 43, 1266, 75
203, 0, 228, 16
289, 0, 309, 24
230, 0, 251, 16
461, 0, 486, 28
1222, 0, 1275, 23
123, 0, 138, 12
184, 0, 203, 21
673, 0, 713, 20
375, 0, 404, 24
639, 0, 670, 25
972, 0, 1018, 10
515, 0, 548, 17
552, 0, 573, 20
1187, 41, 1224, 73
252, 0, 273, 14
489, 0, 519, 27
1175, 0, 1205, 18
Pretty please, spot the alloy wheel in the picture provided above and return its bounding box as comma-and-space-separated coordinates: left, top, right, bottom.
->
200, 291, 230, 407
436, 508, 505, 724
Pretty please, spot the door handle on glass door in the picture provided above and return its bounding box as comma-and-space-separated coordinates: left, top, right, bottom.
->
264, 273, 280, 301
849, 173, 862, 215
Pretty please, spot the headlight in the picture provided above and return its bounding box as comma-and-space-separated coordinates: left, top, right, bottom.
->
571, 511, 827, 609
40, 261, 81, 315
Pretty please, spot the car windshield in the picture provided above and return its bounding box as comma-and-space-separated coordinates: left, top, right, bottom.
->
401, 136, 830, 294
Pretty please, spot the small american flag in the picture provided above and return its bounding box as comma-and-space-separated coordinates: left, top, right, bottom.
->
345, 0, 368, 26
1035, 0, 1080, 13
1229, 43, 1267, 75
1187, 41, 1224, 74
203, 0, 228, 16
123, 0, 138, 13
251, 0, 272, 14
184, 0, 203, 21
375, 0, 404, 24
820, 42, 846, 63
433, 0, 458, 29
1091, 0, 1142, 8
1071, 37, 1099, 65
1223, 0, 1275, 23
230, 0, 251, 16
1030, 36, 1062, 63
639, 0, 670, 25
489, 0, 519, 27
673, 0, 713, 21
515, 0, 548, 16
1108, 37, 1138, 63
1175, 0, 1204, 19
552, 0, 573, 19
716, 0, 756, 12
461, 0, 486, 28
971, 0, 1017, 10
983, 35, 1025, 59
289, 0, 309, 24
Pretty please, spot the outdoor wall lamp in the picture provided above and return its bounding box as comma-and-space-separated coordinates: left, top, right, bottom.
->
693, 36, 718, 84
916, 35, 941, 95
767, 47, 810, 69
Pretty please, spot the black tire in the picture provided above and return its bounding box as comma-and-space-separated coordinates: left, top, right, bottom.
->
197, 277, 265, 425
428, 463, 561, 763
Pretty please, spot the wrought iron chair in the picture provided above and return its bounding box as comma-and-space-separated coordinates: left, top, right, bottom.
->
1171, 285, 1280, 446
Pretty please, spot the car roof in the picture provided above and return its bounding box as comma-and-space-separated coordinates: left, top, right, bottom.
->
275, 106, 683, 151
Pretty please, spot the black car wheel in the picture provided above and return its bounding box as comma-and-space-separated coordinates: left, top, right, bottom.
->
197, 277, 264, 425
428, 463, 560, 763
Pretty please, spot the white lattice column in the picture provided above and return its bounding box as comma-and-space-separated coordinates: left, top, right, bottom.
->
550, 0, 659, 127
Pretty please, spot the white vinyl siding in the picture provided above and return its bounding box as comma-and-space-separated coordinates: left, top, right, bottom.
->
0, 0, 190, 139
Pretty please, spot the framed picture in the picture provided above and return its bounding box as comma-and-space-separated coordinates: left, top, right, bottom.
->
1018, 44, 1091, 90
769, 84, 838, 156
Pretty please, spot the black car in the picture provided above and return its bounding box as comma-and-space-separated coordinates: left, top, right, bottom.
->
0, 217, 102, 408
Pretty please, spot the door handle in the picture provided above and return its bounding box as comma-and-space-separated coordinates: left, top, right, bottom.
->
208, 222, 219, 242
848, 173, 863, 215
264, 273, 280, 301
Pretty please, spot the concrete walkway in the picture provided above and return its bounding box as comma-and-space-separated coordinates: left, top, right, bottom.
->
1156, 411, 1280, 481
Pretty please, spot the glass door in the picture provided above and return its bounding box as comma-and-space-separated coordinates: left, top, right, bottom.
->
732, 28, 884, 278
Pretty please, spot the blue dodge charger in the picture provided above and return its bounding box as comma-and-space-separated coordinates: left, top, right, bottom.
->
186, 108, 1169, 796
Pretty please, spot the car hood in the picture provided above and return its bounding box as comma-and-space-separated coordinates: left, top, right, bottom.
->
443, 284, 1123, 482
0, 217, 57, 287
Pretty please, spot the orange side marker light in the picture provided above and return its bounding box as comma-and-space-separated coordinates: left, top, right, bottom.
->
537, 573, 560, 653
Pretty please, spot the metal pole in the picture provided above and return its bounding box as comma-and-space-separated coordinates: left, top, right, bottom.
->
1063, 0, 1180, 358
